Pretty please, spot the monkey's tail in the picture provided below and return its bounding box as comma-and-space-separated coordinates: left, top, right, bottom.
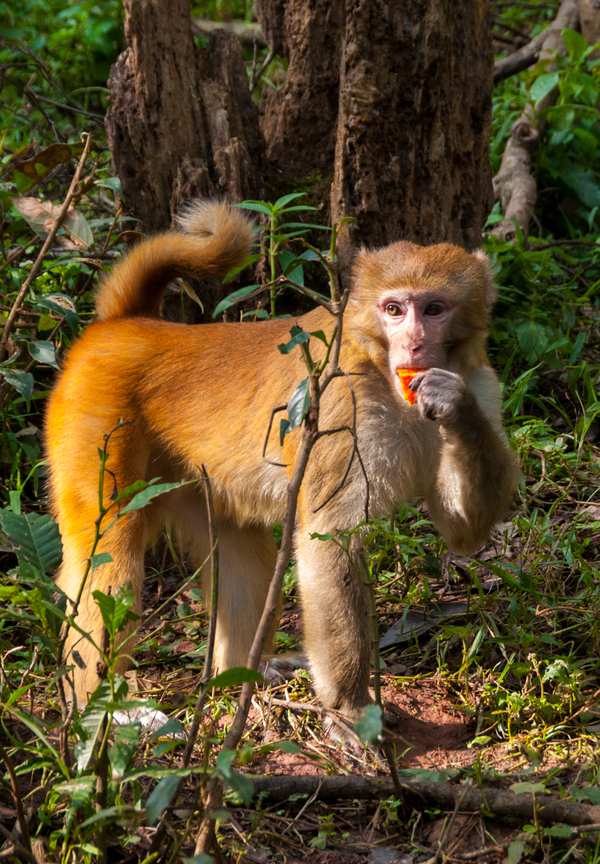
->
95, 200, 253, 321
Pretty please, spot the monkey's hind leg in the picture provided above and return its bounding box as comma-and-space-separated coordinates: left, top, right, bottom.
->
194, 520, 281, 674
56, 509, 150, 705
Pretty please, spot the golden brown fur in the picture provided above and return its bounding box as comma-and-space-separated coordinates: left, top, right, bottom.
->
47, 201, 517, 713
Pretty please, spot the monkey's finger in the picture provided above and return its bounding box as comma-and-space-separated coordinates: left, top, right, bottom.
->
408, 371, 427, 391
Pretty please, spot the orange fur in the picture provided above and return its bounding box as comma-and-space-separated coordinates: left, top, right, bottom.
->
47, 201, 517, 712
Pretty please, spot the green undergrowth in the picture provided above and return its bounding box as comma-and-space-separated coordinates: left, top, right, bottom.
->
1, 4, 600, 863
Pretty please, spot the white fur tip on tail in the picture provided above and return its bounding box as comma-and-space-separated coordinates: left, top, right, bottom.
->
176, 199, 253, 240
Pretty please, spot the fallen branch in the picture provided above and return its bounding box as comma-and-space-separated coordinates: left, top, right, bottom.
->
251, 774, 600, 827
491, 0, 581, 242
494, 23, 557, 83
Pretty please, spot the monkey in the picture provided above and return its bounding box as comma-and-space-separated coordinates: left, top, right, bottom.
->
46, 200, 518, 718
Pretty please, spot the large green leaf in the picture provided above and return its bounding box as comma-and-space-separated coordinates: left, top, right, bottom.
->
287, 378, 310, 429
0, 510, 63, 571
145, 774, 180, 826
1, 369, 34, 406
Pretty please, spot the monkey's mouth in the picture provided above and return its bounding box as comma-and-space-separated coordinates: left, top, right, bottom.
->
396, 368, 427, 405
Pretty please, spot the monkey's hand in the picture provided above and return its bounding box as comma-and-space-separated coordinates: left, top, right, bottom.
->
410, 368, 476, 428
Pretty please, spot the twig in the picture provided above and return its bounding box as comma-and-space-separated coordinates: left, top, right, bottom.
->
528, 238, 600, 250
0, 822, 37, 864
0, 132, 92, 364
0, 742, 31, 854
146, 465, 219, 859
194, 225, 348, 856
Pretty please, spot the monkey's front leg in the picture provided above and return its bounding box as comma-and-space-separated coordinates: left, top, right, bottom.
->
294, 510, 372, 718
411, 367, 517, 554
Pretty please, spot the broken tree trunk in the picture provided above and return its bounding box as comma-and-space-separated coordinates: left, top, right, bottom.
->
105, 0, 265, 234
491, 0, 581, 242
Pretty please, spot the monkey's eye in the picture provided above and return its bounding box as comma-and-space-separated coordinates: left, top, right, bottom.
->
425, 303, 444, 316
385, 303, 403, 317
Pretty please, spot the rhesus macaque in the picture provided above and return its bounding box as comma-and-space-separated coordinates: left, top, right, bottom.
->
47, 201, 518, 716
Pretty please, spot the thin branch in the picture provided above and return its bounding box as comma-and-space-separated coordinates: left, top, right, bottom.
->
0, 742, 31, 854
262, 405, 289, 467
0, 826, 37, 864
147, 465, 219, 859
0, 132, 92, 363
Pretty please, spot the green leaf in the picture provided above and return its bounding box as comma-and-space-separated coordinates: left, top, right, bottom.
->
274, 192, 306, 209
109, 722, 141, 779
146, 773, 180, 826
223, 252, 262, 283
561, 166, 600, 208
0, 510, 62, 571
27, 340, 60, 370
580, 786, 600, 805
215, 750, 253, 806
63, 207, 93, 248
1, 369, 33, 405
33, 295, 79, 333
530, 72, 560, 107
77, 683, 111, 771
279, 221, 330, 231
213, 284, 261, 318
287, 378, 310, 430
119, 481, 190, 514
507, 840, 525, 864
206, 666, 264, 690
279, 417, 291, 445
354, 704, 383, 743
54, 776, 96, 808
545, 824, 572, 837
90, 552, 113, 569
95, 176, 123, 195
562, 29, 587, 62
279, 249, 304, 285
510, 781, 547, 795
237, 201, 273, 216
278, 327, 310, 354
183, 856, 214, 864
92, 582, 138, 637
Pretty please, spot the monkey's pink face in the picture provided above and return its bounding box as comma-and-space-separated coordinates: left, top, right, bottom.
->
376, 290, 458, 396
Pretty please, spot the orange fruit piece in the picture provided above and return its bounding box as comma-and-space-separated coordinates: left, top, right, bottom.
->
397, 368, 423, 405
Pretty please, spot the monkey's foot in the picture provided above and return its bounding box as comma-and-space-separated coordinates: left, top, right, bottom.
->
259, 653, 308, 685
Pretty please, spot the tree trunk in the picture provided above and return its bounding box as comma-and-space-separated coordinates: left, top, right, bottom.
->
254, 0, 344, 178
106, 0, 494, 289
330, 0, 494, 265
105, 0, 265, 234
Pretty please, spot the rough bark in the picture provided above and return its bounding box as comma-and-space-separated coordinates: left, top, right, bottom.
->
106, 0, 265, 233
106, 0, 496, 293
330, 0, 494, 268
491, 0, 581, 242
581, 0, 600, 56
254, 0, 344, 178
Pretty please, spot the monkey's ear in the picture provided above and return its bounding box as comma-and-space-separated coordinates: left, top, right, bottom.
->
351, 248, 372, 299
473, 250, 497, 307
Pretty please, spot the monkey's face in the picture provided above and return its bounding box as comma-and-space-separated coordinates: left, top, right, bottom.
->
376, 289, 458, 398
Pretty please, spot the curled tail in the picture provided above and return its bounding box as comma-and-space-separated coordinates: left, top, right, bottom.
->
95, 201, 253, 321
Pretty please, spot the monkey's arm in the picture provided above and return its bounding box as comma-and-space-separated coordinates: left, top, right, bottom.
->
411, 366, 518, 555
